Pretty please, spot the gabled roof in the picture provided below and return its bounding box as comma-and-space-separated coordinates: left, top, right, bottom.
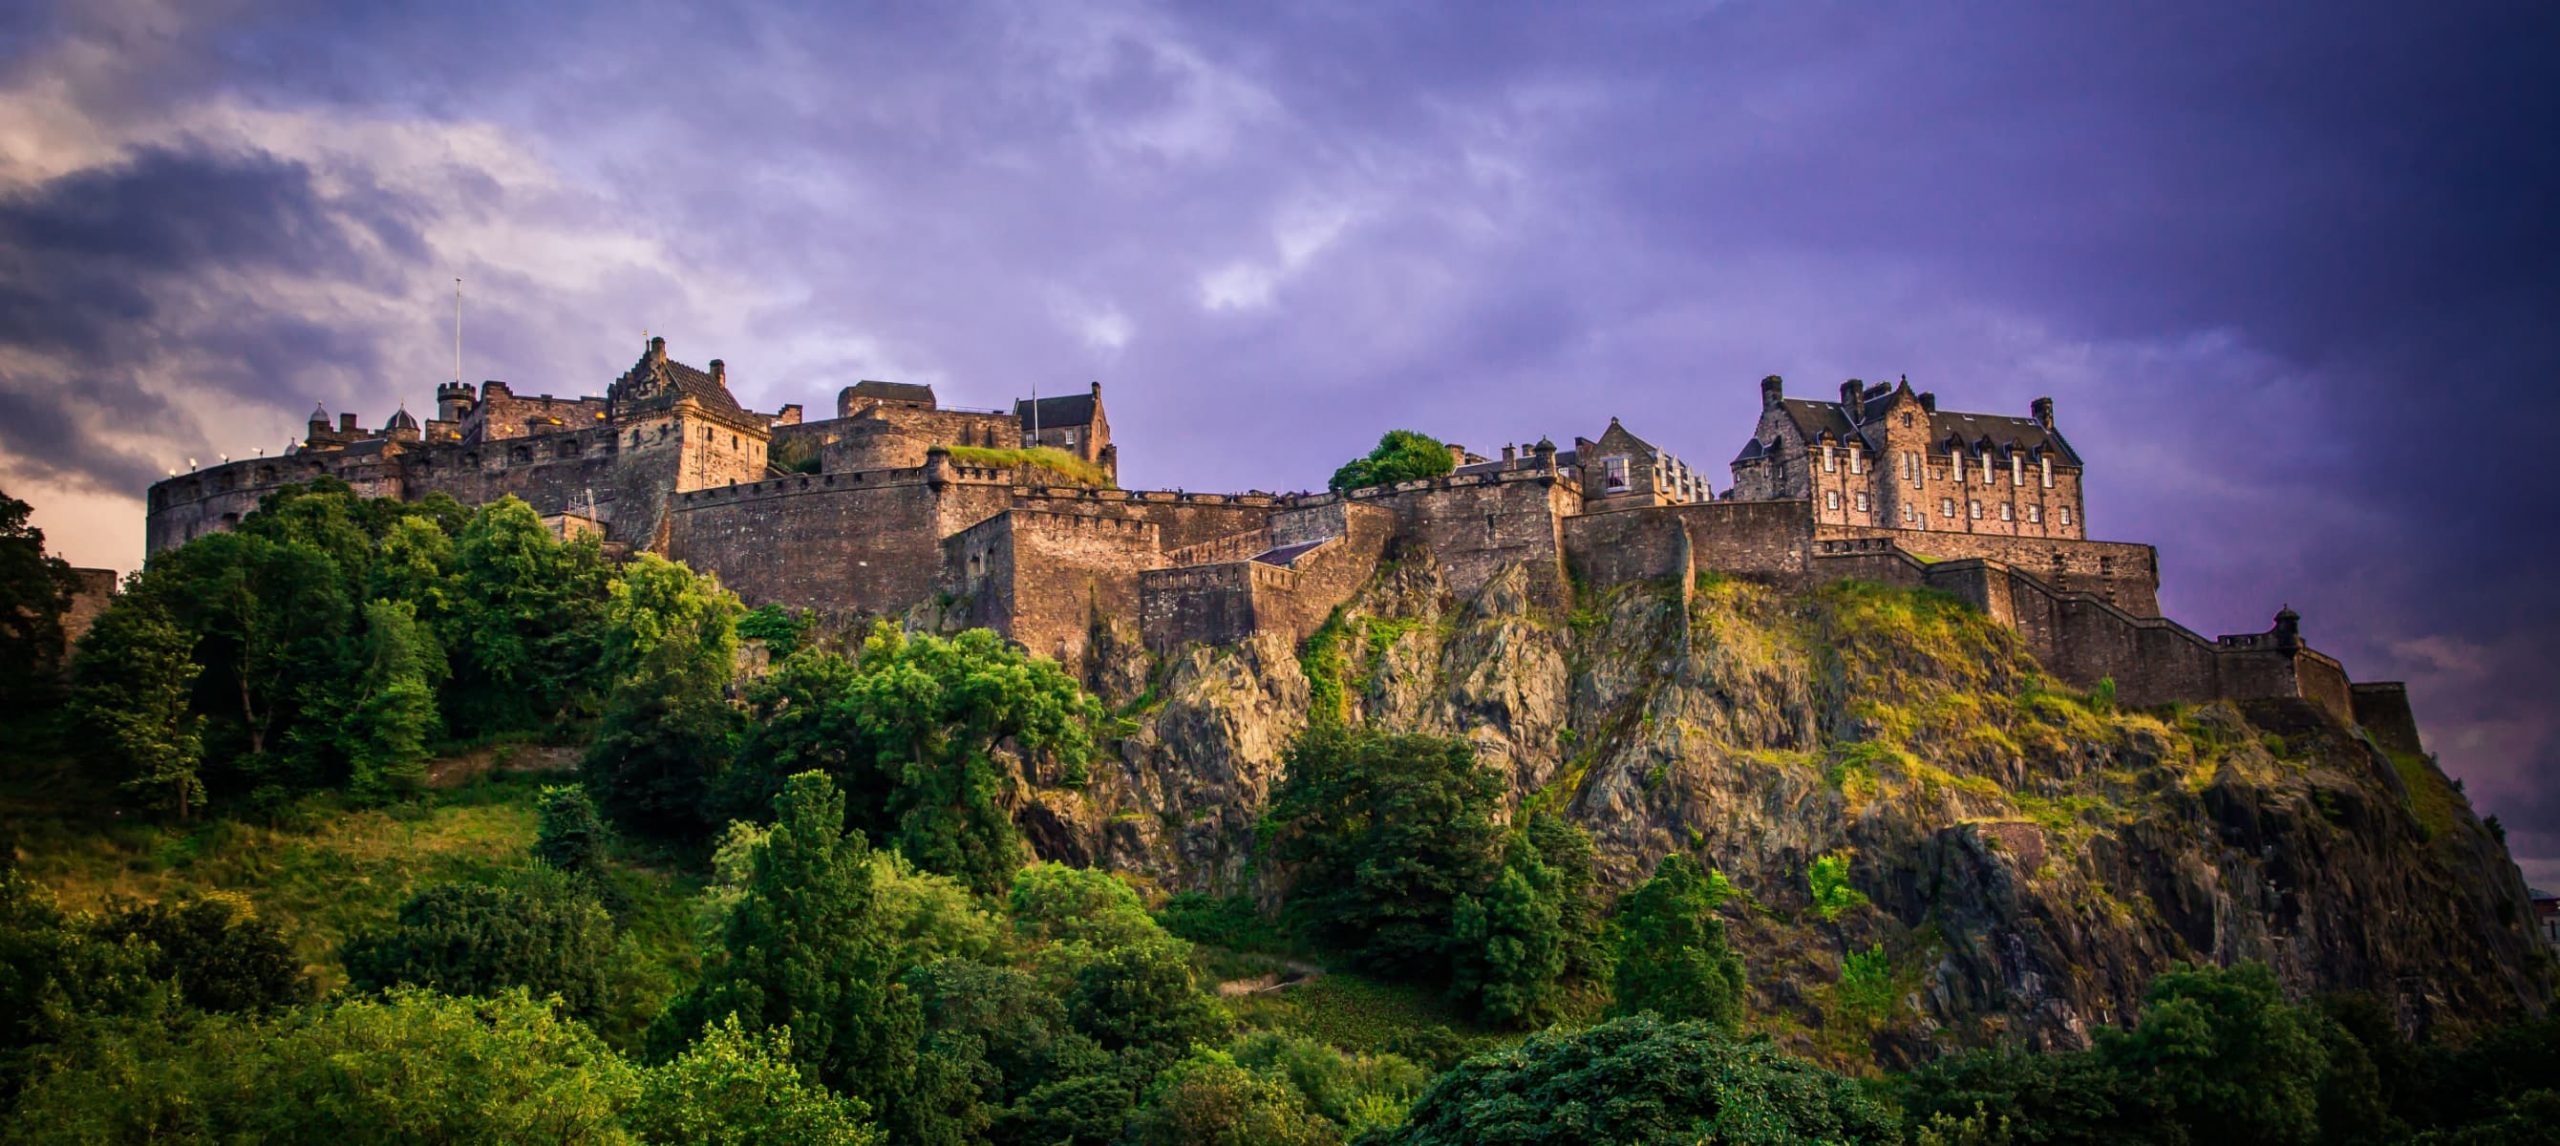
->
849, 380, 936, 406
612, 339, 749, 421
1752, 391, 2081, 466
1015, 392, 1097, 428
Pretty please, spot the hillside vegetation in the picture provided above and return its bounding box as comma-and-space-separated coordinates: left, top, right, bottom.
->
2, 481, 2556, 1143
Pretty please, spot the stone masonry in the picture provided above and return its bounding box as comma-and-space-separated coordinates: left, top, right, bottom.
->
143, 350, 2416, 736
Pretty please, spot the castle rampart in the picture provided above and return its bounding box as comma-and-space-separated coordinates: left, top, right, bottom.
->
140, 346, 2427, 756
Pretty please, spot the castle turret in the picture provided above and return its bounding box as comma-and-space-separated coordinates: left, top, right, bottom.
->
437, 381, 476, 422
308, 403, 332, 442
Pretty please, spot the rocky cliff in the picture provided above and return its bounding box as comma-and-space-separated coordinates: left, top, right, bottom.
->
1028, 551, 2546, 1065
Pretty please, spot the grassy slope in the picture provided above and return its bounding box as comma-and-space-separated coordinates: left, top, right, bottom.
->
2, 740, 703, 1047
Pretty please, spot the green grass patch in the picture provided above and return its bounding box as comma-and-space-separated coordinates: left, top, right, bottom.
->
2391, 750, 2463, 842
1226, 971, 1503, 1060
945, 444, 1114, 486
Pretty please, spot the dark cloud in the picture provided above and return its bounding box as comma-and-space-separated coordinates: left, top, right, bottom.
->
2, 0, 2555, 869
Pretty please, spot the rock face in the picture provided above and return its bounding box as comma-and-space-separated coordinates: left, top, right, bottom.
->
1040, 552, 2547, 1063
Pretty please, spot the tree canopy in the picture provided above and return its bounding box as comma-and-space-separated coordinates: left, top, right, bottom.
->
1328, 430, 1455, 493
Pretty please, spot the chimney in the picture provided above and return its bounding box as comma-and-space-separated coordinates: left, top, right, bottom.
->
2031, 396, 2055, 429
1090, 380, 1102, 399
1446, 443, 1467, 468
1760, 374, 1784, 410
649, 335, 667, 363
1919, 392, 1938, 413
1502, 443, 1518, 465
1839, 379, 1863, 423
339, 412, 358, 433
710, 359, 727, 386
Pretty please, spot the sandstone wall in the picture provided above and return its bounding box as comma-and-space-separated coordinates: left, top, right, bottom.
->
2353, 683, 2425, 757
666, 465, 1013, 614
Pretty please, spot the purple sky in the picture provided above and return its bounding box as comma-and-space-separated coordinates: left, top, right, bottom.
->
3, 1, 2554, 875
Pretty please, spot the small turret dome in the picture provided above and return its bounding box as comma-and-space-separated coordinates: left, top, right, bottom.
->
386, 404, 419, 432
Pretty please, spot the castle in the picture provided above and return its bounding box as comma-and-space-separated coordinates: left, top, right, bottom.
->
142, 339, 2421, 743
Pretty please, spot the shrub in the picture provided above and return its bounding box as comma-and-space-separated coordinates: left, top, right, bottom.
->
1609, 853, 1745, 1028
342, 866, 616, 1018
1809, 852, 1869, 921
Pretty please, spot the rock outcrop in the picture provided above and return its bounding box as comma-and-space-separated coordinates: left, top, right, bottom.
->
1033, 552, 2546, 1064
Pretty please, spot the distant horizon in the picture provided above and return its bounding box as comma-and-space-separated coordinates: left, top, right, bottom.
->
3, 0, 2553, 880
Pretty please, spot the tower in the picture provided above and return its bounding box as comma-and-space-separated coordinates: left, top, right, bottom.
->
437, 381, 477, 423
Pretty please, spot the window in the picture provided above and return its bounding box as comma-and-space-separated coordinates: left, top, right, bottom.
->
2060, 507, 2073, 526
1063, 429, 1078, 447
1854, 492, 1870, 512
1952, 454, 1966, 484
1902, 413, 1914, 428
1902, 505, 1916, 523
1977, 453, 1991, 483
1999, 503, 2013, 521
1940, 497, 1955, 517
2011, 455, 2023, 486
2028, 505, 2043, 524
2041, 457, 2054, 488
1826, 490, 1840, 511
1821, 446, 1836, 473
1848, 450, 1863, 475
1603, 456, 1630, 491
1969, 499, 1983, 519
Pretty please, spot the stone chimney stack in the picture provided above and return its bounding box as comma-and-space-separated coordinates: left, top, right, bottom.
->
649, 336, 667, 364
1090, 380, 1102, 399
1502, 443, 1518, 465
1839, 379, 1864, 424
1760, 374, 1784, 410
710, 359, 727, 387
1919, 392, 1938, 413
1446, 443, 1467, 469
2032, 396, 2055, 430
339, 412, 358, 433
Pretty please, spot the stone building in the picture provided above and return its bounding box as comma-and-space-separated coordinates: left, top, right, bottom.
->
143, 351, 2415, 736
1729, 374, 2085, 541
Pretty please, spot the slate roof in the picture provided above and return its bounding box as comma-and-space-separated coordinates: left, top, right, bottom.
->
614, 342, 750, 421
1015, 392, 1098, 428
385, 405, 419, 432
1747, 391, 2082, 466
849, 380, 936, 406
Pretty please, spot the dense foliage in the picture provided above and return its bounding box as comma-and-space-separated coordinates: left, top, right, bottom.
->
343, 865, 618, 1018
1327, 430, 1456, 493
0, 489, 79, 715
18, 484, 2560, 1145
1381, 1014, 1899, 1145
1609, 853, 1746, 1028
66, 483, 620, 817
1267, 727, 1604, 1026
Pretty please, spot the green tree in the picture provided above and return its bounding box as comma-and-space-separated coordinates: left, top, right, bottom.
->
2099, 962, 2330, 1145
536, 784, 616, 880
584, 554, 745, 843
728, 625, 1101, 895
0, 872, 162, 1097
92, 892, 307, 1014
337, 598, 445, 800
630, 1015, 882, 1145
1448, 854, 1565, 1027
1328, 430, 1456, 493
1610, 853, 1746, 1028
448, 496, 611, 732
147, 529, 353, 771
1266, 726, 1504, 978
1124, 1050, 1337, 1146
1381, 1014, 1897, 1145
651, 772, 961, 1144
68, 595, 206, 818
342, 866, 616, 1018
9, 988, 637, 1144
0, 488, 79, 715
735, 603, 810, 658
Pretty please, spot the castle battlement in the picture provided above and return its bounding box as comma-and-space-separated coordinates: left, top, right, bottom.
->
143, 348, 2411, 735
